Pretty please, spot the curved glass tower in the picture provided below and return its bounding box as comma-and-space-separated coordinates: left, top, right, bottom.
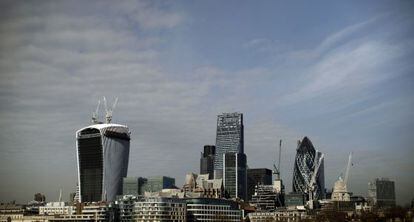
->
292, 137, 325, 200
76, 124, 130, 202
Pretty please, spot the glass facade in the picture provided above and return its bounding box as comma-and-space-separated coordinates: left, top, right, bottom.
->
200, 145, 215, 179
247, 168, 272, 201
292, 137, 325, 200
76, 124, 130, 202
141, 176, 176, 193
223, 152, 247, 200
214, 113, 244, 179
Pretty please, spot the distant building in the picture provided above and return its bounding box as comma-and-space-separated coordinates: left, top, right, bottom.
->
185, 198, 241, 222
368, 178, 396, 208
292, 137, 325, 200
122, 177, 147, 196
133, 197, 186, 221
214, 113, 244, 179
142, 176, 176, 193
39, 202, 75, 216
182, 173, 225, 199
200, 145, 215, 179
223, 152, 247, 200
250, 185, 281, 212
247, 168, 272, 201
34, 193, 46, 202
76, 123, 131, 202
285, 192, 305, 208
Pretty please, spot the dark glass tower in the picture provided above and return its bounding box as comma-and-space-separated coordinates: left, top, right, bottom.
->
223, 152, 247, 200
247, 168, 273, 200
76, 124, 130, 202
214, 113, 244, 179
200, 145, 215, 179
292, 137, 325, 200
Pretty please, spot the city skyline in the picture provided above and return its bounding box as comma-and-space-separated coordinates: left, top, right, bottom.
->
0, 0, 413, 206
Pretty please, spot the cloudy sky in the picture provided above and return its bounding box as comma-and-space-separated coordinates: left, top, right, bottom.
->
1, 1, 413, 205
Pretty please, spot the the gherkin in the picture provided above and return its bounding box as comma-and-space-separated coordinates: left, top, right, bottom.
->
292, 137, 325, 200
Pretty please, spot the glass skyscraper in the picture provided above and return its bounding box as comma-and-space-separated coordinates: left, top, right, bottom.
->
223, 152, 247, 200
200, 145, 215, 179
76, 123, 130, 202
214, 113, 244, 179
292, 137, 325, 200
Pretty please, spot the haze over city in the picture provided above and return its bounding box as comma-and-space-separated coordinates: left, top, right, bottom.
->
0, 0, 413, 206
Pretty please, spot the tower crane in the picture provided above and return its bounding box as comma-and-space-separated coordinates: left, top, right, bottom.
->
92, 100, 102, 124
103, 97, 118, 123
344, 152, 352, 188
306, 153, 324, 210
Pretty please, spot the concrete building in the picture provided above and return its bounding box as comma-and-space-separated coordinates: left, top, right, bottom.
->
39, 202, 75, 216
200, 145, 215, 179
214, 113, 244, 179
368, 178, 396, 208
247, 168, 272, 201
185, 198, 241, 222
292, 137, 325, 200
182, 173, 225, 199
223, 152, 247, 200
249, 208, 306, 222
117, 195, 141, 222
133, 197, 186, 221
76, 123, 131, 202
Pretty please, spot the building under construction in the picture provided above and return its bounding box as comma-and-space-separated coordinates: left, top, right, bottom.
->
250, 184, 283, 212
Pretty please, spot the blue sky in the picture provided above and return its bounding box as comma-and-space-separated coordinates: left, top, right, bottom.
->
0, 0, 413, 205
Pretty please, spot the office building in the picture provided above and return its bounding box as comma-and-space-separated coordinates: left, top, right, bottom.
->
133, 197, 186, 221
250, 185, 281, 212
200, 145, 215, 179
182, 173, 225, 199
247, 168, 272, 201
223, 152, 247, 200
368, 178, 396, 208
142, 176, 176, 193
76, 123, 131, 202
285, 192, 305, 208
185, 198, 241, 222
214, 113, 244, 179
117, 195, 141, 222
122, 177, 147, 196
39, 202, 75, 216
292, 137, 325, 200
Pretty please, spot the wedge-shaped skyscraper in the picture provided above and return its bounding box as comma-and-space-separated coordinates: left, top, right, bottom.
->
292, 137, 325, 200
76, 123, 130, 202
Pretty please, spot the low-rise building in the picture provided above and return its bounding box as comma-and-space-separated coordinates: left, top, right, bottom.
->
185, 198, 241, 222
133, 197, 186, 221
39, 202, 75, 216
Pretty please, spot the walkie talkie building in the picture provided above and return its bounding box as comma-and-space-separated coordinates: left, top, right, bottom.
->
292, 137, 325, 200
76, 123, 130, 202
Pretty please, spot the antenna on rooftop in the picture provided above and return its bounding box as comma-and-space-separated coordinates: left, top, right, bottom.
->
103, 97, 118, 123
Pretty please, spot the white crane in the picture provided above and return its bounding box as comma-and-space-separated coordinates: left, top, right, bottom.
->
103, 97, 118, 124
306, 153, 324, 210
92, 99, 101, 124
344, 152, 352, 187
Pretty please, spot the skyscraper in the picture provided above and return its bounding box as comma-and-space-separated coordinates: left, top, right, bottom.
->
214, 112, 244, 179
200, 145, 215, 179
76, 123, 130, 202
247, 168, 273, 201
368, 178, 396, 208
223, 152, 247, 200
292, 137, 325, 200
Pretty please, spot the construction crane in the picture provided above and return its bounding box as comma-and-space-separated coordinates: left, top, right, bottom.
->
344, 152, 352, 187
273, 139, 282, 180
92, 99, 102, 124
103, 97, 118, 124
306, 153, 324, 210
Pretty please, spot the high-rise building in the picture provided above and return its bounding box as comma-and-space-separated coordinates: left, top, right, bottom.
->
76, 123, 131, 202
34, 193, 46, 202
142, 176, 176, 193
200, 145, 215, 179
122, 177, 147, 196
292, 137, 325, 200
368, 178, 396, 208
247, 168, 272, 201
214, 113, 244, 179
223, 152, 247, 200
